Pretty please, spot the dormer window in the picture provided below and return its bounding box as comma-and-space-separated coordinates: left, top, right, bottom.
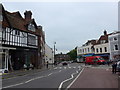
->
100, 40, 106, 44
28, 23, 35, 32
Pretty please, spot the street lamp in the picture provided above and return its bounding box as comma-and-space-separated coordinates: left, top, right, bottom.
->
54, 42, 56, 65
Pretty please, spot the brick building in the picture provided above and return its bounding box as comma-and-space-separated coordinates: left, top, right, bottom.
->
55, 53, 70, 63
0, 4, 45, 72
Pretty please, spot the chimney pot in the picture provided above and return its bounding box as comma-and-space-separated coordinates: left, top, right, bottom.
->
104, 30, 107, 35
24, 10, 32, 21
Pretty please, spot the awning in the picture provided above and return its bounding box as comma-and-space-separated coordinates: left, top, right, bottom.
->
83, 53, 94, 57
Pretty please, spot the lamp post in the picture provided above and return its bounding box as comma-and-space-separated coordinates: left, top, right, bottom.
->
54, 42, 56, 65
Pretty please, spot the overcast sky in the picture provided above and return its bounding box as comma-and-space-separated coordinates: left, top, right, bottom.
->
2, 1, 118, 54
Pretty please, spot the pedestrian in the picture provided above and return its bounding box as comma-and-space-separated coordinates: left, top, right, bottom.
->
112, 62, 117, 74
54, 61, 57, 66
107, 61, 110, 66
46, 61, 49, 68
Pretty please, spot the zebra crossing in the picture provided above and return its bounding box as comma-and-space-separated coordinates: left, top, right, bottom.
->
54, 66, 81, 70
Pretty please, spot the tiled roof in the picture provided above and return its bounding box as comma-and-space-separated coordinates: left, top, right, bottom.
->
95, 35, 108, 44
6, 11, 23, 19
83, 40, 97, 46
2, 5, 42, 36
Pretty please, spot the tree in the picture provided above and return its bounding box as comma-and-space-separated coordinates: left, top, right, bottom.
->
67, 48, 77, 60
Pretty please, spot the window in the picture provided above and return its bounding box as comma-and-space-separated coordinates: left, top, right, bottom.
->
85, 48, 86, 53
100, 48, 102, 53
100, 40, 106, 44
28, 34, 38, 46
114, 37, 117, 41
2, 29, 6, 40
104, 47, 107, 52
96, 48, 99, 53
0, 15, 3, 21
114, 45, 118, 50
88, 48, 89, 52
0, 28, 2, 40
28, 23, 35, 31
80, 49, 82, 53
15, 30, 20, 35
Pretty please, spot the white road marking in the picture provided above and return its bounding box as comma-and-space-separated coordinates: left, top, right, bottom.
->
78, 66, 81, 68
59, 67, 62, 69
64, 67, 67, 69
25, 78, 35, 83
3, 70, 62, 88
67, 68, 84, 89
73, 67, 76, 69
48, 73, 53, 76
59, 70, 62, 72
58, 70, 79, 90
3, 83, 24, 88
54, 67, 58, 69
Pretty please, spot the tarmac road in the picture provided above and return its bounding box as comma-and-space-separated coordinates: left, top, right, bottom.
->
2, 63, 83, 89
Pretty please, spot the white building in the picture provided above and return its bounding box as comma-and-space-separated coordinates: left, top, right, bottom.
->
77, 30, 110, 61
45, 43, 54, 64
108, 31, 120, 61
77, 40, 97, 55
77, 40, 97, 62
94, 43, 109, 55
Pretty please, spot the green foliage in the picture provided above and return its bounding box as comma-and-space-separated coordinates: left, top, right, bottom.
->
67, 48, 77, 60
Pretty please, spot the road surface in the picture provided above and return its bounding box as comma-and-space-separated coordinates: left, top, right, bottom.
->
2, 63, 83, 89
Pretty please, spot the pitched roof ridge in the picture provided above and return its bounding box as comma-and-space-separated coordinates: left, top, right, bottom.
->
5, 10, 25, 21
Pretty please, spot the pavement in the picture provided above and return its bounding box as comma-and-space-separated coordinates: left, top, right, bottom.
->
69, 65, 119, 89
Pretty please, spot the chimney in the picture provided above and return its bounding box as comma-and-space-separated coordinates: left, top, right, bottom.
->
104, 30, 107, 35
24, 10, 32, 21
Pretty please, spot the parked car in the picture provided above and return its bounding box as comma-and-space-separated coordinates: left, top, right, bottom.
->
62, 61, 68, 66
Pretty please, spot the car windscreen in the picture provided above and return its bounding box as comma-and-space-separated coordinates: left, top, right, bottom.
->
98, 58, 104, 60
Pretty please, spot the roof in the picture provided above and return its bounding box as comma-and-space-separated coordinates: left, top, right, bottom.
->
96, 35, 108, 44
2, 4, 42, 36
83, 39, 97, 46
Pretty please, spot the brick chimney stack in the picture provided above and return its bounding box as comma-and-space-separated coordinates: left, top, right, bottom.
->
104, 30, 107, 35
24, 10, 32, 22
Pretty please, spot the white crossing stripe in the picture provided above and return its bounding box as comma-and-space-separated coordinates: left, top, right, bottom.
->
73, 67, 76, 68
59, 67, 62, 69
54, 67, 57, 69
64, 67, 67, 69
